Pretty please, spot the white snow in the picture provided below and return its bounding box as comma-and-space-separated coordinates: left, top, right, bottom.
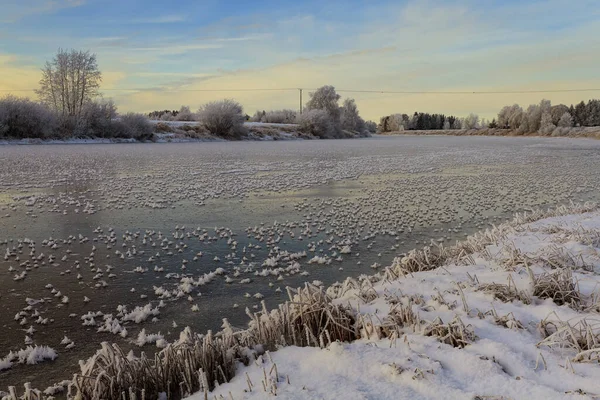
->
187, 210, 600, 400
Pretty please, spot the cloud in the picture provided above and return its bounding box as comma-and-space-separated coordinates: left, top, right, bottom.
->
132, 15, 186, 24
1, 0, 86, 23
4, 0, 600, 122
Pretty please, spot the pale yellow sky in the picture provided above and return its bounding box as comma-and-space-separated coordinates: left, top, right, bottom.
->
2, 0, 600, 121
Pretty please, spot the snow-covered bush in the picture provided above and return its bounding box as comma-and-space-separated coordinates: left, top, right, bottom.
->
198, 99, 247, 139
365, 120, 377, 134
160, 112, 176, 121
0, 95, 58, 139
75, 100, 118, 138
250, 109, 297, 124
175, 106, 195, 121
118, 113, 154, 140
297, 109, 336, 138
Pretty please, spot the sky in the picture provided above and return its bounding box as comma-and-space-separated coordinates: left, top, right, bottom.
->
1, 0, 600, 121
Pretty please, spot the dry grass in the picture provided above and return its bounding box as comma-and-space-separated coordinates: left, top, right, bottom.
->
386, 243, 459, 278
538, 245, 594, 272
538, 317, 600, 363
532, 269, 582, 308
380, 303, 421, 337
64, 283, 356, 400
492, 311, 524, 330
422, 316, 476, 348
478, 278, 531, 305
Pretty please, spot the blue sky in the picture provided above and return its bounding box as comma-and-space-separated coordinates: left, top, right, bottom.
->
1, 0, 600, 120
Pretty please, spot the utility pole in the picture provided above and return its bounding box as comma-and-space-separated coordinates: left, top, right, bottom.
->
299, 88, 303, 115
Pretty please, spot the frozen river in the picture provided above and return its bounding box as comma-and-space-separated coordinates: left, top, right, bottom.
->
1, 135, 600, 393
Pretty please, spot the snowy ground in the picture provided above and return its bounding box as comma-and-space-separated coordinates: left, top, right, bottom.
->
194, 208, 600, 400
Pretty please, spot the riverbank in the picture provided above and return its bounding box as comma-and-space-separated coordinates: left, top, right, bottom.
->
0, 123, 344, 145
195, 203, 600, 400
382, 126, 600, 139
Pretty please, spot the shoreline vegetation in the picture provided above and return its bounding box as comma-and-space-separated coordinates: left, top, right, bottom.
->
4, 202, 599, 399
379, 126, 600, 140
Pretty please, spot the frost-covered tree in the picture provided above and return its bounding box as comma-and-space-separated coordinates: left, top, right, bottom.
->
573, 101, 586, 126
378, 114, 404, 132
557, 112, 573, 128
538, 111, 555, 135
175, 106, 195, 121
443, 120, 450, 130
198, 99, 247, 138
550, 104, 569, 125
497, 104, 523, 129
452, 118, 462, 129
305, 85, 341, 122
36, 49, 102, 118
463, 113, 480, 129
340, 98, 365, 133
297, 109, 335, 138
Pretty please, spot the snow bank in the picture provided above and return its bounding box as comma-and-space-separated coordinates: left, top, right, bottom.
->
189, 207, 600, 400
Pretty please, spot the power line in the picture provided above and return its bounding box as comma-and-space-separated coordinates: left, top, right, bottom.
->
334, 88, 600, 94
2, 87, 600, 94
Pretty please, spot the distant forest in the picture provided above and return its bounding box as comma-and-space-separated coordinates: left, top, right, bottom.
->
379, 99, 600, 134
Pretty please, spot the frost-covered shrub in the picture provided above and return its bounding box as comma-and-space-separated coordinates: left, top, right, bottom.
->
297, 109, 336, 138
249, 110, 264, 122
118, 113, 154, 140
175, 106, 195, 121
75, 100, 117, 138
198, 99, 247, 138
160, 112, 176, 121
0, 95, 58, 139
365, 120, 377, 134
250, 109, 297, 124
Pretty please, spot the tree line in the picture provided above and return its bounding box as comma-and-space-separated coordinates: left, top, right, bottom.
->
379, 98, 600, 136
149, 85, 376, 139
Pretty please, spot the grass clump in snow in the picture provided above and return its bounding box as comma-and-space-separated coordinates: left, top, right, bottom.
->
538, 317, 600, 363
386, 243, 458, 277
422, 316, 476, 348
532, 269, 582, 308
477, 277, 531, 305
